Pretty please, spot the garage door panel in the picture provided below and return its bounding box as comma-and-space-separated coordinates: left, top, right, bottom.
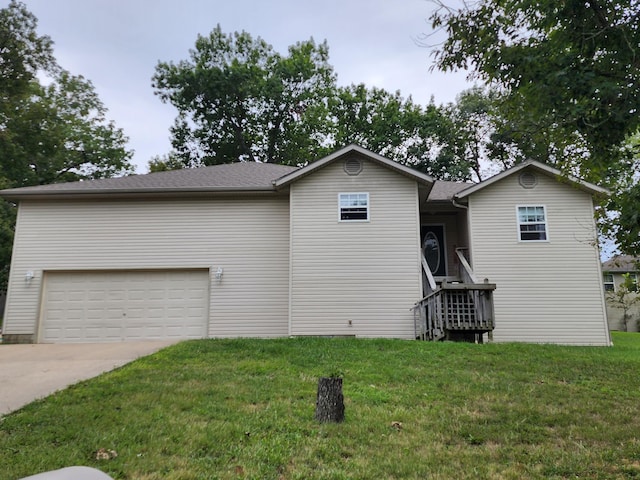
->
66, 309, 84, 320
147, 290, 166, 300
104, 326, 122, 338
40, 270, 209, 343
46, 308, 65, 320
85, 327, 104, 338
123, 326, 143, 337
64, 327, 82, 338
147, 307, 165, 319
128, 289, 146, 301
126, 308, 145, 320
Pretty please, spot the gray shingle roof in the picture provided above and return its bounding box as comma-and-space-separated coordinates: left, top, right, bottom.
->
0, 154, 474, 204
602, 255, 640, 273
0, 163, 299, 199
428, 180, 473, 201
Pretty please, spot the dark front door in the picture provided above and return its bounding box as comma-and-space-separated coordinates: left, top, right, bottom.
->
421, 225, 446, 277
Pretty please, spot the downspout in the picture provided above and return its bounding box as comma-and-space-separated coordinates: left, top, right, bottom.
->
452, 197, 467, 210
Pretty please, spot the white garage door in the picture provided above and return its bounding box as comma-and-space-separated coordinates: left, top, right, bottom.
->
40, 270, 209, 343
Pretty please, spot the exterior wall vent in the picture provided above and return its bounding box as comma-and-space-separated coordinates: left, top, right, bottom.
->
519, 171, 538, 189
344, 157, 363, 176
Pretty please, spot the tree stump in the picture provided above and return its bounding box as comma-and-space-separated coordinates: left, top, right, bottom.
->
315, 377, 345, 423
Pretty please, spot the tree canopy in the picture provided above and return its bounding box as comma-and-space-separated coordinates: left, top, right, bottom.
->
429, 0, 640, 179
429, 0, 640, 255
153, 26, 474, 180
0, 0, 134, 289
438, 86, 603, 181
153, 26, 336, 166
329, 84, 472, 180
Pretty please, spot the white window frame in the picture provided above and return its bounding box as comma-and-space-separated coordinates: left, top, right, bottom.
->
603, 273, 615, 292
338, 192, 370, 222
516, 205, 549, 242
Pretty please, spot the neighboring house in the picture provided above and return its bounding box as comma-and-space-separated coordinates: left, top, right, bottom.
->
602, 255, 640, 332
0, 145, 611, 345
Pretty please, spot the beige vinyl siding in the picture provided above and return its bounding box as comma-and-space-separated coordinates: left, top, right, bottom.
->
467, 169, 610, 345
4, 196, 290, 339
289, 158, 422, 338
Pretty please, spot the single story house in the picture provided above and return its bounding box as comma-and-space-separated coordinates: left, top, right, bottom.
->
602, 255, 639, 332
0, 145, 611, 345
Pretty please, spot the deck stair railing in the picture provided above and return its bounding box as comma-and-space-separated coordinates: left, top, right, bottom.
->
413, 248, 496, 341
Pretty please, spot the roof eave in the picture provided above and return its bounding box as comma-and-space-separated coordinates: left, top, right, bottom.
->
0, 186, 279, 201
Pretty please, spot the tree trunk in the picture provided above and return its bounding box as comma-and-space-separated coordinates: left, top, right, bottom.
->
315, 377, 344, 423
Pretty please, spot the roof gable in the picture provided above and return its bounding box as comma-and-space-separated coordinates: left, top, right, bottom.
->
454, 160, 608, 200
273, 144, 435, 189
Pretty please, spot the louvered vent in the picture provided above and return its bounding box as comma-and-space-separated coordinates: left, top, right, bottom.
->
344, 157, 363, 176
519, 171, 538, 189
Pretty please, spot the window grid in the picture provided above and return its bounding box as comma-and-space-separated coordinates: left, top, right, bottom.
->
517, 205, 548, 242
339, 193, 369, 222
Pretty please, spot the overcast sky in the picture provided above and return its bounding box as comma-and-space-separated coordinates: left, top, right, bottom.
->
20, 0, 472, 173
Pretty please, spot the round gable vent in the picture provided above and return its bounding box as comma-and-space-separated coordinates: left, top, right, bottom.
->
519, 171, 538, 189
344, 157, 363, 176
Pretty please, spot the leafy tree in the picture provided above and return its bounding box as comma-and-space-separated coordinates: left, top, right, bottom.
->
330, 84, 421, 157
606, 132, 640, 255
153, 25, 336, 166
607, 272, 640, 331
439, 86, 501, 181
428, 0, 640, 255
148, 153, 185, 173
4, 71, 133, 187
484, 94, 592, 175
329, 84, 472, 180
441, 86, 597, 180
0, 1, 133, 290
0, 178, 16, 292
428, 0, 640, 180
153, 27, 474, 181
0, 0, 54, 102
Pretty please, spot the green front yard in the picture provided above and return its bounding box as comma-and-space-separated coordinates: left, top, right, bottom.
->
2, 333, 640, 479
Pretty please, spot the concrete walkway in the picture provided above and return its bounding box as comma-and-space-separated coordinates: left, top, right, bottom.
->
0, 341, 178, 416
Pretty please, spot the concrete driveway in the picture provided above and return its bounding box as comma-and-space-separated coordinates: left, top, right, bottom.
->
0, 341, 179, 416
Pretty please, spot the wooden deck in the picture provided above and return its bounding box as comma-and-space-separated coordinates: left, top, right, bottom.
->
414, 249, 496, 342
413, 281, 496, 341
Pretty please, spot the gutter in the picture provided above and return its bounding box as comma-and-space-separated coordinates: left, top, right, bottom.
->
0, 186, 282, 201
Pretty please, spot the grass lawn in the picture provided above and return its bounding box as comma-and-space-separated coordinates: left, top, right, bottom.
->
2, 333, 640, 480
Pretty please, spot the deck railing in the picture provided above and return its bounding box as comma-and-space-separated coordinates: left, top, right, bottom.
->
413, 282, 496, 341
414, 251, 496, 341
456, 247, 478, 284
422, 255, 437, 294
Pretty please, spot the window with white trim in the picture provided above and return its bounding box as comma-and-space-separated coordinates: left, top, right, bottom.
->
603, 273, 615, 292
339, 193, 369, 221
629, 273, 638, 292
517, 205, 548, 241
